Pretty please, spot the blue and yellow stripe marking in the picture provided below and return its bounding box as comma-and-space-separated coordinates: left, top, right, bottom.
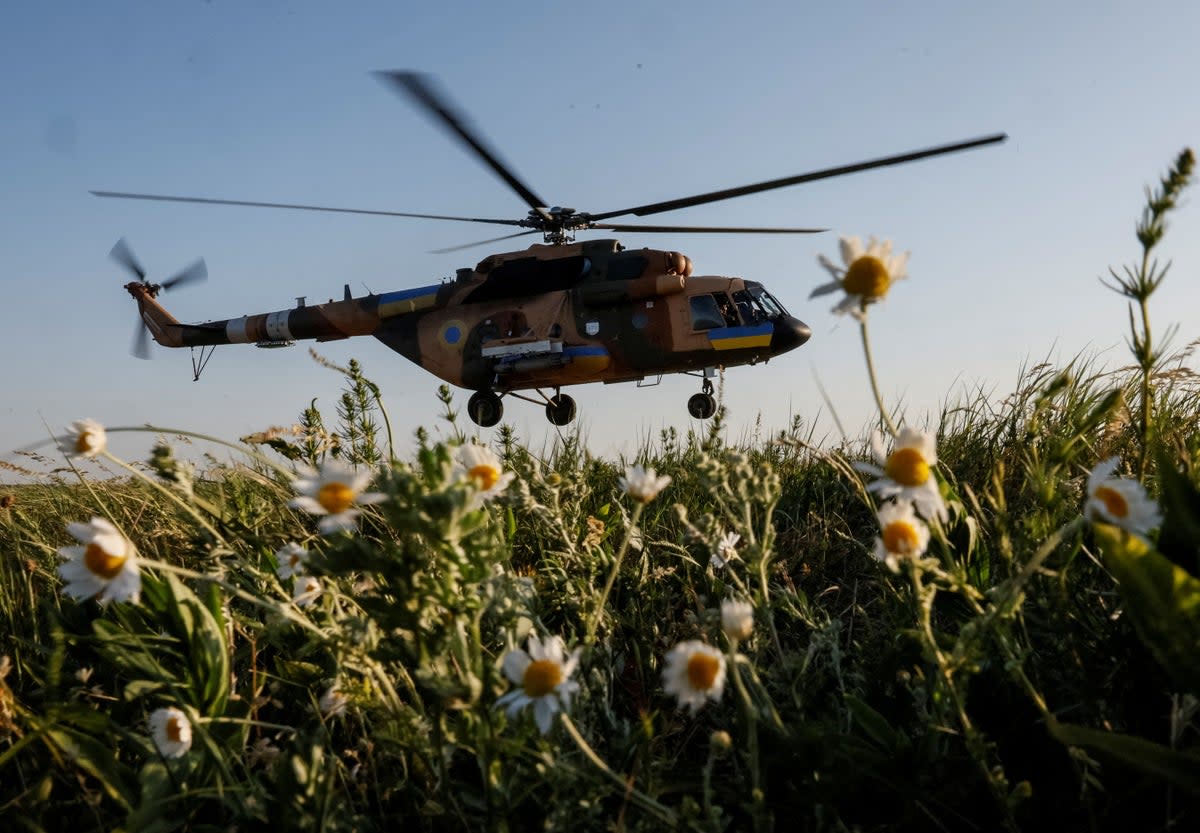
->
708, 322, 773, 351
378, 284, 441, 318
565, 345, 611, 373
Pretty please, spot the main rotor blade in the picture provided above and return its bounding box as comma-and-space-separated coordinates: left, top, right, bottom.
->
109, 237, 146, 281
589, 133, 1008, 221
375, 71, 550, 219
132, 317, 151, 360
91, 191, 524, 227
430, 229, 539, 254
161, 258, 208, 291
590, 222, 827, 234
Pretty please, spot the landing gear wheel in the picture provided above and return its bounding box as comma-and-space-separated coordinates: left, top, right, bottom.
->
467, 391, 503, 427
688, 392, 717, 420
545, 394, 577, 426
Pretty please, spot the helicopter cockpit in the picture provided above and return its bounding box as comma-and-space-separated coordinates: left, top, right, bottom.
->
689, 282, 790, 330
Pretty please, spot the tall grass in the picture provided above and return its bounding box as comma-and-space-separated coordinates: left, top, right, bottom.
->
1, 150, 1198, 832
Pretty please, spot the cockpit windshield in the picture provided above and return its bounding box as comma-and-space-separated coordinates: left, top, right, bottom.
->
733, 283, 789, 323
748, 284, 786, 316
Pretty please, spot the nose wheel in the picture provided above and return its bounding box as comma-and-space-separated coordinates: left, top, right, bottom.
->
468, 391, 504, 427
545, 393, 577, 426
687, 379, 717, 420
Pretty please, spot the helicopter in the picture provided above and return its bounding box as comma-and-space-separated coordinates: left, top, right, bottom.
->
95, 71, 1006, 427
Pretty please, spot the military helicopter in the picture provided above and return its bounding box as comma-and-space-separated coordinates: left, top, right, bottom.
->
95, 71, 1005, 427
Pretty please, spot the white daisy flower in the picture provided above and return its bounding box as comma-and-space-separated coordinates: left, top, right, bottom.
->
720, 598, 755, 642
57, 517, 140, 605
319, 682, 349, 718
811, 235, 909, 321
289, 459, 386, 534
620, 465, 672, 504
872, 501, 931, 572
662, 640, 727, 714
148, 706, 192, 758
274, 542, 309, 579
1085, 458, 1161, 536
57, 419, 107, 459
293, 575, 322, 607
854, 428, 947, 522
710, 531, 741, 568
454, 443, 515, 508
495, 634, 581, 735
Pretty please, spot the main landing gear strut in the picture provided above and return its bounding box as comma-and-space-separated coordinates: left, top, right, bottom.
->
466, 389, 578, 427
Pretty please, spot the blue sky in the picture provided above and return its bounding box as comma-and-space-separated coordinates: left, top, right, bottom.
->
2, 1, 1198, 472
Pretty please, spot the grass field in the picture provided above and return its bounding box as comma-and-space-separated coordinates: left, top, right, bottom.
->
1, 150, 1198, 833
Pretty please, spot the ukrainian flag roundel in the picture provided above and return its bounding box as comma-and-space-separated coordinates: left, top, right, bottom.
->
439, 319, 468, 350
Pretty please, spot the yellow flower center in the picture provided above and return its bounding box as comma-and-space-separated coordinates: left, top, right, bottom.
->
166, 714, 186, 743
469, 464, 501, 491
842, 256, 891, 298
686, 652, 721, 691
317, 482, 355, 514
75, 430, 99, 454
882, 520, 921, 555
84, 541, 126, 580
523, 660, 563, 697
1095, 485, 1129, 518
885, 448, 930, 487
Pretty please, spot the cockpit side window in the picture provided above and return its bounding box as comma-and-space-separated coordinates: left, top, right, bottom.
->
689, 295, 726, 331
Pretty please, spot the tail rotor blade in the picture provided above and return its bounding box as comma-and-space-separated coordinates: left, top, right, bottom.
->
110, 237, 147, 281
162, 258, 207, 291
131, 316, 152, 360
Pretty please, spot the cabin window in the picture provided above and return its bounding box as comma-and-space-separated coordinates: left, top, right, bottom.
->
690, 294, 727, 331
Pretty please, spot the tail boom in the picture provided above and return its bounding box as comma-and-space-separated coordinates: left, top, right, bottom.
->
127, 282, 444, 349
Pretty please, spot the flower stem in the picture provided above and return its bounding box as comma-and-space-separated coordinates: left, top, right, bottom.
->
559, 713, 679, 827
1136, 282, 1154, 480
105, 425, 295, 476
100, 451, 228, 545
859, 317, 899, 437
729, 646, 768, 833
585, 502, 644, 645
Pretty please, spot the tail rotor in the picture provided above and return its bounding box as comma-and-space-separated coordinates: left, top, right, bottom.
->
110, 237, 207, 359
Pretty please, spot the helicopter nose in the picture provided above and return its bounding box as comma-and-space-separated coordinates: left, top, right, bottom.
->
771, 315, 812, 353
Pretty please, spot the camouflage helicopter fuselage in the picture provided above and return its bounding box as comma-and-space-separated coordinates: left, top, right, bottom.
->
130, 238, 811, 396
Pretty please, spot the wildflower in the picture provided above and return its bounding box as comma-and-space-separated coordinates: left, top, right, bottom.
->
855, 428, 947, 522
454, 443, 515, 508
662, 641, 727, 714
57, 518, 140, 605
148, 707, 192, 758
1085, 458, 1161, 536
57, 419, 107, 459
274, 542, 309, 579
710, 729, 733, 754
720, 598, 755, 642
620, 465, 672, 504
710, 531, 741, 568
293, 575, 322, 607
811, 236, 909, 321
319, 682, 349, 718
583, 516, 605, 550
289, 459, 386, 534
873, 501, 931, 572
496, 634, 581, 735
246, 737, 281, 768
